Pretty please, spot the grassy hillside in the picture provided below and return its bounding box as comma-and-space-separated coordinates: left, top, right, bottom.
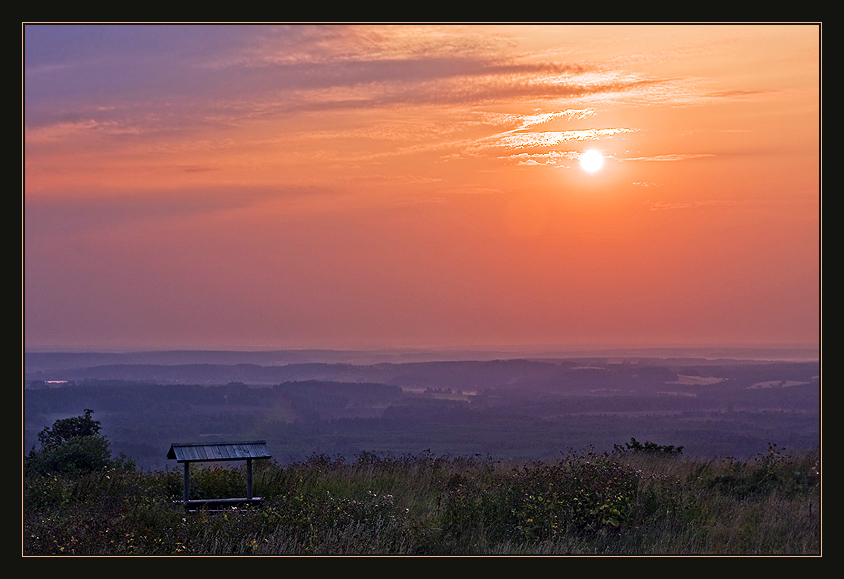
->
24, 444, 820, 555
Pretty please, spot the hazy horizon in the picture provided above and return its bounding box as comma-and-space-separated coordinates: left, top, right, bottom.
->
24, 342, 820, 365
24, 24, 820, 354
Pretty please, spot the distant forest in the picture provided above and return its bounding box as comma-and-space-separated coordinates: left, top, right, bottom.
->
24, 352, 820, 472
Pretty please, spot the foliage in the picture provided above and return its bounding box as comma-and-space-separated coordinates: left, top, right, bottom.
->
699, 443, 819, 499
26, 410, 131, 477
37, 409, 102, 449
23, 444, 820, 555
25, 435, 113, 477
613, 437, 684, 456
437, 450, 641, 551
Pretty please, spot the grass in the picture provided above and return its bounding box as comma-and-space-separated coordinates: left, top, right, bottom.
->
23, 445, 820, 555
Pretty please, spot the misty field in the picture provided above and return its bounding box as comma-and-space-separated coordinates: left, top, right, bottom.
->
24, 444, 819, 556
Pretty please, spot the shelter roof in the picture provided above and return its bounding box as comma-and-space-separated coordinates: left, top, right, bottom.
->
167, 441, 271, 463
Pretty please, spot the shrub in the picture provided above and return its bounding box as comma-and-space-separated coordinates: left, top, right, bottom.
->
614, 437, 684, 456
438, 450, 641, 550
25, 410, 122, 477
26, 435, 113, 477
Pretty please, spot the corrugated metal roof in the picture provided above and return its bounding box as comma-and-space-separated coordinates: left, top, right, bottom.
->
167, 441, 272, 462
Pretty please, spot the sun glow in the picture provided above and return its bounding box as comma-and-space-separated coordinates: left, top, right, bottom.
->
579, 149, 604, 173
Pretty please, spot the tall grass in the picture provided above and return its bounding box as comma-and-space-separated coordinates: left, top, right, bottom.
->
23, 446, 820, 555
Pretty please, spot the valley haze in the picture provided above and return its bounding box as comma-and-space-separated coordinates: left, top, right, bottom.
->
24, 345, 820, 473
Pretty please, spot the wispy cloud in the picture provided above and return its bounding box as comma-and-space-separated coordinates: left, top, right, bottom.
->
647, 199, 736, 211
624, 153, 715, 162
23, 24, 686, 144
462, 118, 636, 166
507, 151, 579, 166
515, 109, 595, 128
493, 128, 636, 150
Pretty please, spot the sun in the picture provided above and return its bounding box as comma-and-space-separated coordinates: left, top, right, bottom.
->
579, 149, 604, 173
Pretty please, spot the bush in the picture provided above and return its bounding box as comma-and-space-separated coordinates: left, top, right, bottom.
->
613, 437, 683, 456
25, 410, 124, 477
438, 450, 641, 550
26, 435, 113, 477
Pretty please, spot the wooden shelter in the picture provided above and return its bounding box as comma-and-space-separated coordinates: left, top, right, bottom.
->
167, 441, 272, 511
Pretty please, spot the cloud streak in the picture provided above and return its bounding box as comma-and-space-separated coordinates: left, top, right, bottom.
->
624, 153, 715, 162
23, 24, 688, 145
491, 128, 636, 150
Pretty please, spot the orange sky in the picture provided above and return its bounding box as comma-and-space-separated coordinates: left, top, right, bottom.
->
23, 24, 820, 352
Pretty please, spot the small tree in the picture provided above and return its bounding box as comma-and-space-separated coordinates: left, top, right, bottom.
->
26, 409, 116, 476
37, 408, 101, 449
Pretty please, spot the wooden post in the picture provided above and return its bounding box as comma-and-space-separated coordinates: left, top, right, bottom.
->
183, 461, 190, 504
246, 458, 253, 500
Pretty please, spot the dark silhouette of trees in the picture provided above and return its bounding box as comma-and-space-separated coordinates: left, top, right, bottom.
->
26, 409, 126, 476
36, 408, 101, 449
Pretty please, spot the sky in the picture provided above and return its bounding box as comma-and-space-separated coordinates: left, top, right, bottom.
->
23, 24, 821, 353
